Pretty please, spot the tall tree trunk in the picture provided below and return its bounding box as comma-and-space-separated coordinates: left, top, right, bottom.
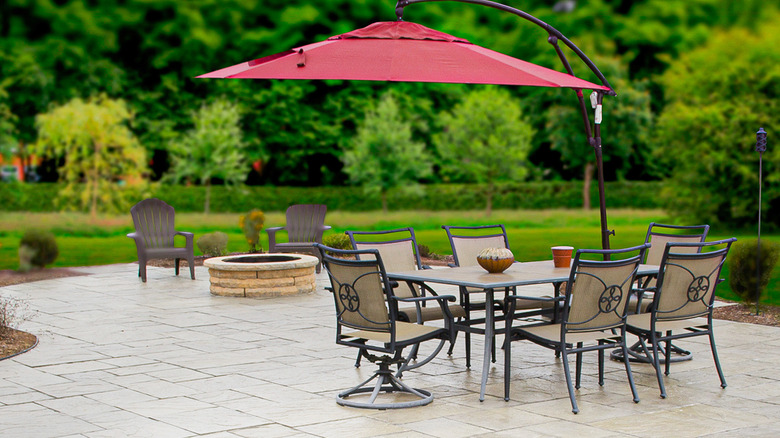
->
486, 182, 494, 217
204, 181, 211, 215
583, 161, 594, 211
381, 191, 388, 213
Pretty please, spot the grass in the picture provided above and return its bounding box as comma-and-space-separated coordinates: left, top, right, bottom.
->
1, 209, 777, 305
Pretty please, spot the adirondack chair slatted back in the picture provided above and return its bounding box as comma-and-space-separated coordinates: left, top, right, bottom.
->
131, 199, 176, 249
286, 204, 327, 243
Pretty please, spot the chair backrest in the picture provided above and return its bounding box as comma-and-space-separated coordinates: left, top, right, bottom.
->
318, 245, 397, 350
442, 225, 510, 267
563, 244, 649, 334
130, 198, 176, 249
347, 228, 423, 299
653, 239, 735, 321
644, 223, 709, 266
286, 204, 328, 243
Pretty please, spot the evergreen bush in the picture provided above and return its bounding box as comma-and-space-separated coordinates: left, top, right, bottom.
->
18, 229, 58, 270
197, 232, 229, 257
323, 233, 352, 250
728, 239, 780, 304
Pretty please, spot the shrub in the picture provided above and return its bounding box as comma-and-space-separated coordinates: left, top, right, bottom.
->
239, 209, 265, 253
728, 239, 780, 304
197, 232, 229, 257
323, 233, 352, 250
0, 295, 34, 336
18, 229, 58, 271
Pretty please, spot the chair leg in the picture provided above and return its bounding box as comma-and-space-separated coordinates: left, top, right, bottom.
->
708, 328, 727, 388
664, 331, 673, 376
140, 260, 147, 283
575, 344, 583, 390
561, 349, 579, 414
174, 258, 180, 276
188, 254, 195, 279
598, 342, 605, 387
621, 340, 640, 404
354, 350, 363, 368
504, 328, 512, 401
650, 330, 667, 398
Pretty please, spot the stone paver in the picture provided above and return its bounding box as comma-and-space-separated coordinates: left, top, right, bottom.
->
1, 263, 779, 437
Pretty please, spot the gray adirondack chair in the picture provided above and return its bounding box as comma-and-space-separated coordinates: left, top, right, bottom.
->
127, 198, 195, 282
267, 204, 330, 273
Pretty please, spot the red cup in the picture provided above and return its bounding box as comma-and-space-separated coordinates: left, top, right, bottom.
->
551, 246, 574, 268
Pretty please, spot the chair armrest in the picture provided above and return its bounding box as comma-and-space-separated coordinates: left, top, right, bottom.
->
126, 232, 145, 249
394, 295, 456, 304
320, 225, 332, 232
174, 231, 194, 248
266, 226, 285, 247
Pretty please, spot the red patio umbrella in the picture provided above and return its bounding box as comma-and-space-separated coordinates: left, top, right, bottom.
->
199, 16, 615, 251
199, 21, 608, 92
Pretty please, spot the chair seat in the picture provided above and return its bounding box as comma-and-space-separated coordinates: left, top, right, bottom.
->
399, 303, 467, 322
343, 321, 445, 345
144, 247, 191, 259
517, 323, 621, 345
626, 313, 709, 333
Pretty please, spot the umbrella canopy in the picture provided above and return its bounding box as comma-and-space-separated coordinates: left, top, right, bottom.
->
198, 21, 609, 91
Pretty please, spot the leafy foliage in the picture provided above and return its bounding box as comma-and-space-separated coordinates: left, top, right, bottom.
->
435, 87, 534, 215
18, 229, 58, 270
654, 18, 780, 227
239, 209, 265, 253
323, 233, 352, 251
342, 92, 432, 212
729, 239, 780, 304
196, 231, 229, 257
166, 98, 247, 213
33, 95, 147, 216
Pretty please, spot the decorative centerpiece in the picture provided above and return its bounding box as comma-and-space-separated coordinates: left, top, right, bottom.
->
476, 247, 515, 273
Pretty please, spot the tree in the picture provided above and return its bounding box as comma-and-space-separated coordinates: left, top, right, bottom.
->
166, 98, 247, 214
434, 87, 534, 215
34, 95, 146, 217
546, 57, 654, 209
342, 92, 432, 212
654, 18, 780, 228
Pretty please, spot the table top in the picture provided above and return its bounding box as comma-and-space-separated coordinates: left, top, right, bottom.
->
387, 260, 659, 290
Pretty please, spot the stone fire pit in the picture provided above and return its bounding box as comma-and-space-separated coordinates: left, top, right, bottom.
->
204, 254, 319, 297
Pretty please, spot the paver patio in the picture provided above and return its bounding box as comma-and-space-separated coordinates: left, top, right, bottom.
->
1, 264, 779, 437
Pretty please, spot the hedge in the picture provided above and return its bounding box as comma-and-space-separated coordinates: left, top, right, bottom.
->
1, 181, 664, 213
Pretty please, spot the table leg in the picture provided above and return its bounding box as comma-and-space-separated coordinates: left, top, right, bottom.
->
480, 288, 494, 402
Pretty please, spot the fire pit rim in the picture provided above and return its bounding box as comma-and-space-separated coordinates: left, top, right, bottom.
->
204, 253, 319, 271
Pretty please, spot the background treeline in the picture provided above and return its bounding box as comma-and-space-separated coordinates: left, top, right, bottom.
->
0, 181, 664, 212
1, 0, 779, 227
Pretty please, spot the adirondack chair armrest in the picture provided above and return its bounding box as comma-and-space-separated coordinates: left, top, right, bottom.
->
174, 231, 194, 248
266, 226, 286, 247
126, 232, 146, 250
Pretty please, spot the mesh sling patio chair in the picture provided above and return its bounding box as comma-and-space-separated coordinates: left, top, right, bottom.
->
267, 204, 331, 273
127, 198, 195, 283
347, 228, 467, 367
626, 238, 735, 399
442, 224, 555, 368
318, 244, 456, 409
504, 244, 649, 414
631, 223, 710, 313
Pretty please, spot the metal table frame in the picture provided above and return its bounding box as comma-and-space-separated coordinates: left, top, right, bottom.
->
388, 261, 659, 401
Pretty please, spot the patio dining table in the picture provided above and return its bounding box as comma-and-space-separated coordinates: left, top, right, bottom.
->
387, 260, 660, 401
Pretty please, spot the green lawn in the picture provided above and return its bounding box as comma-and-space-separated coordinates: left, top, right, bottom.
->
1, 209, 776, 305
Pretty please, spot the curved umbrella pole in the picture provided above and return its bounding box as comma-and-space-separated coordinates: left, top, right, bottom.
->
396, 0, 615, 251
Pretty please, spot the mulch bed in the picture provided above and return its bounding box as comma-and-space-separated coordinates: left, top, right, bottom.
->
0, 328, 37, 361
